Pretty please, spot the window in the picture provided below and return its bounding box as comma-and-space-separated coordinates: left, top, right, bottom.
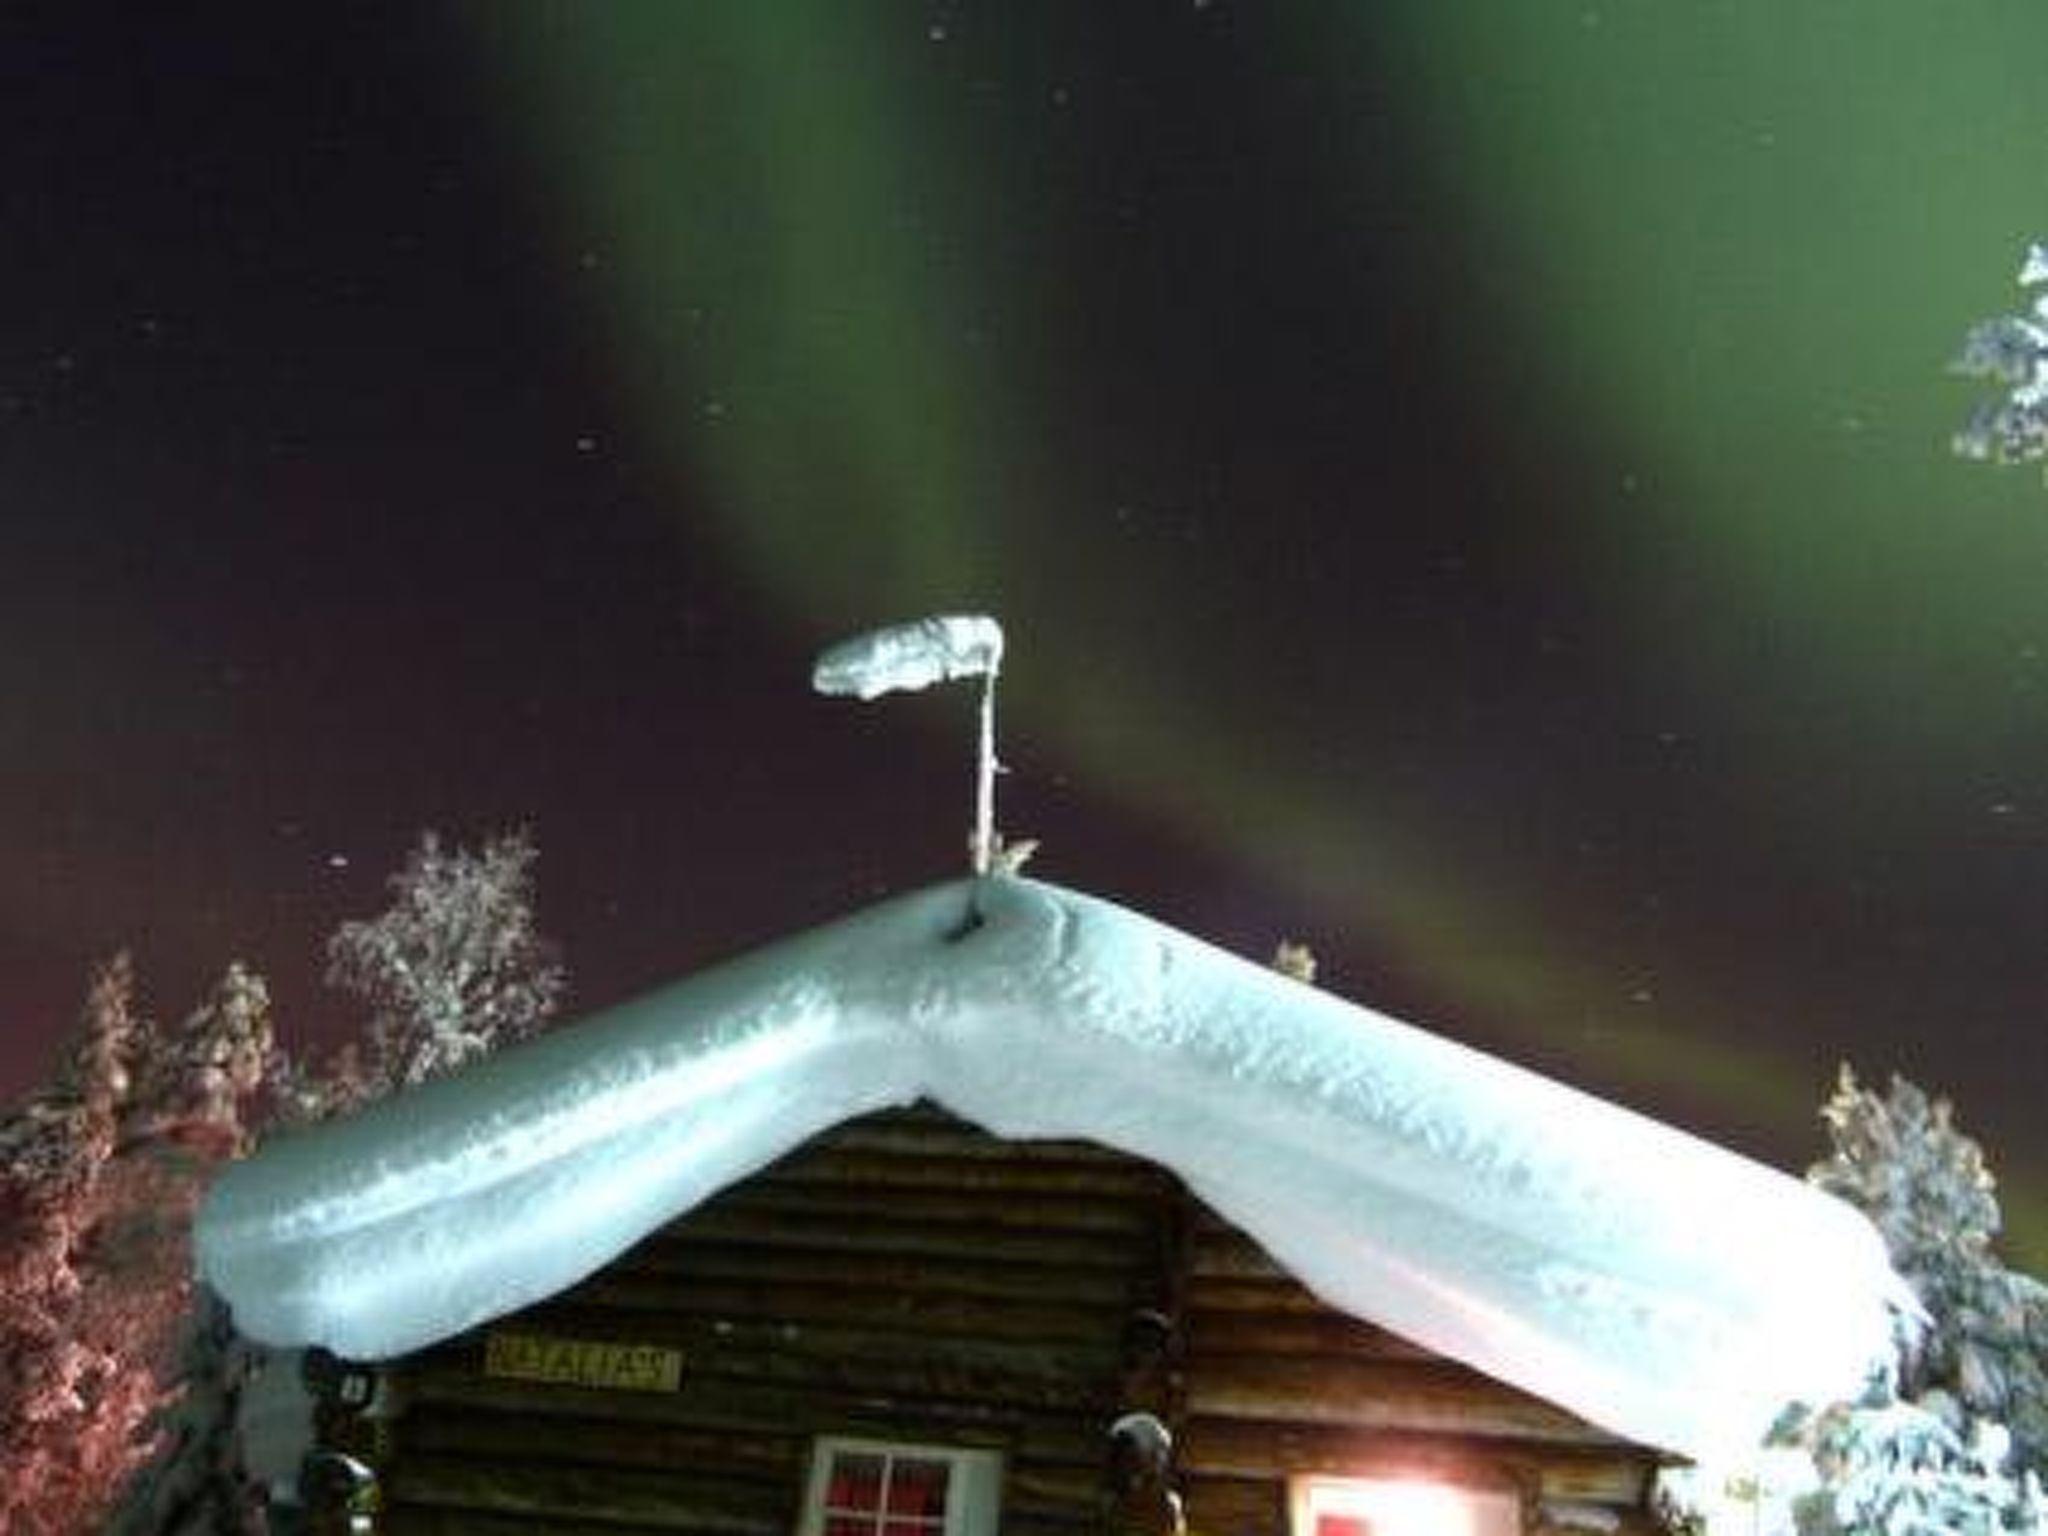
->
800, 1438, 1003, 1536
1290, 1475, 1520, 1536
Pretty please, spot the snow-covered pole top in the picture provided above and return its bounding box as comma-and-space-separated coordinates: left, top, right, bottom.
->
811, 615, 1004, 701
813, 615, 1006, 875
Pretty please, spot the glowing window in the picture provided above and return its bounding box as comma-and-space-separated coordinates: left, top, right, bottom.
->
800, 1438, 1003, 1536
1290, 1475, 1520, 1536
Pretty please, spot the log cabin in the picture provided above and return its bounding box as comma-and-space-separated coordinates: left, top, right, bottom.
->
300, 1103, 1672, 1536
200, 876, 1901, 1536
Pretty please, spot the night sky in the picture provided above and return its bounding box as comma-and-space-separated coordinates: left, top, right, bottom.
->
5, 5, 2048, 1264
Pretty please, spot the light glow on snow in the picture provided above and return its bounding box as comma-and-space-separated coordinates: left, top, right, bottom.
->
197, 876, 1903, 1460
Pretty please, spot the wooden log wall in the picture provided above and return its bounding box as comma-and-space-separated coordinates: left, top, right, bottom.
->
348, 1106, 1671, 1536
1175, 1206, 1671, 1536
371, 1105, 1173, 1536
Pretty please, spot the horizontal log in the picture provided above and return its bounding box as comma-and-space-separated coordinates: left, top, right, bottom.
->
1005, 1459, 1109, 1521
547, 1273, 1123, 1346
401, 1407, 804, 1485
648, 1204, 1145, 1270
399, 1359, 1110, 1462
1531, 1508, 1668, 1536
1189, 1199, 1258, 1235
1189, 1230, 1289, 1279
1187, 1276, 1330, 1315
383, 1506, 684, 1536
822, 1117, 1136, 1167
680, 1344, 1116, 1412
710, 1180, 1156, 1239
1184, 1357, 1624, 1446
1531, 1454, 1657, 1506
765, 1145, 1168, 1199
1580, 1509, 1667, 1536
1178, 1419, 1652, 1505
479, 1307, 1120, 1394
1186, 1309, 1436, 1362
608, 1238, 1134, 1308
397, 1406, 1110, 1521
1182, 1472, 1285, 1534
389, 1455, 789, 1535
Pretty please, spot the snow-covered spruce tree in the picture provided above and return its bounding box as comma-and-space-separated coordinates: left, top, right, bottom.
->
1798, 1393, 2045, 1536
131, 963, 274, 1159
263, 1035, 369, 1127
1810, 1069, 2048, 1470
0, 958, 281, 1535
1791, 1067, 2048, 1534
325, 829, 566, 1096
0, 958, 142, 1535
106, 964, 279, 1536
1953, 241, 2048, 473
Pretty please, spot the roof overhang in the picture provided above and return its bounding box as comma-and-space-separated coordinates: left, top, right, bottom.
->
198, 876, 1901, 1460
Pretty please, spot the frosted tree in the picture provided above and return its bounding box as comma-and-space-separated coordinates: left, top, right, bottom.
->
132, 963, 274, 1157
1270, 940, 1319, 985
326, 829, 567, 1095
0, 958, 143, 1536
0, 958, 280, 1535
106, 965, 279, 1536
264, 1036, 369, 1127
1798, 1397, 2045, 1536
1952, 241, 2048, 473
1809, 1069, 2048, 1470
1790, 1068, 2048, 1534
106, 1292, 258, 1536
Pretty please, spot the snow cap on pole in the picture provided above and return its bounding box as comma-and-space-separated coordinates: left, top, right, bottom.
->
811, 615, 1004, 701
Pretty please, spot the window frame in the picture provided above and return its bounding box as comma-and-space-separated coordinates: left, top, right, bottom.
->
798, 1435, 1004, 1536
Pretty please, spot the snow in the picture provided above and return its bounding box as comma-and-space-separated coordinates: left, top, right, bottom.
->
2022, 242, 2048, 289
810, 614, 1003, 699
196, 875, 1903, 1461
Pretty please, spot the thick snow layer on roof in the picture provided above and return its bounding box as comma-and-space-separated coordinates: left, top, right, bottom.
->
197, 876, 1901, 1459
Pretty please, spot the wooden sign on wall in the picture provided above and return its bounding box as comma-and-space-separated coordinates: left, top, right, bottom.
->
483, 1331, 685, 1394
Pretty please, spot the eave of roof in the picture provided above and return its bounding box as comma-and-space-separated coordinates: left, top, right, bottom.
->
198, 875, 1901, 1460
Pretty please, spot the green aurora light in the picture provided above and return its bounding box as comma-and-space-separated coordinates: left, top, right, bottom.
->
464, 3, 2048, 1262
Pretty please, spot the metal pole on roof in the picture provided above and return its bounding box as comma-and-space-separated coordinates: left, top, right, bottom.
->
812, 615, 1007, 877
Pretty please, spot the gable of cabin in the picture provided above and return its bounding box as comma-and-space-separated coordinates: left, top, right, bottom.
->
307, 1104, 1672, 1536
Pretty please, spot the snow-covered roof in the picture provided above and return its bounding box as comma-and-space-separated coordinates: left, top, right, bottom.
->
197, 876, 1902, 1461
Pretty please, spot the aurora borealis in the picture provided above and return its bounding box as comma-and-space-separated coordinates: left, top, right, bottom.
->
4, 5, 2047, 1263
